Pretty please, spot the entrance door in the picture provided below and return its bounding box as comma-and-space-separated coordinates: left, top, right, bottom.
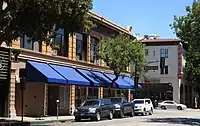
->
48, 85, 59, 116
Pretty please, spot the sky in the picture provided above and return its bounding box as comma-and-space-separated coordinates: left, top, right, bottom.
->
92, 0, 194, 38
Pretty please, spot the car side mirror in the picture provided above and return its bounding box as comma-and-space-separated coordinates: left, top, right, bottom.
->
145, 102, 148, 105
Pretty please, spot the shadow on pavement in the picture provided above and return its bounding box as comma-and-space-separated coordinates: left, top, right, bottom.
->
0, 119, 31, 126
145, 118, 200, 125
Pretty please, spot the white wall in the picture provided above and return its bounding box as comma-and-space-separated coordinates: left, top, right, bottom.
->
145, 45, 178, 79
144, 45, 180, 103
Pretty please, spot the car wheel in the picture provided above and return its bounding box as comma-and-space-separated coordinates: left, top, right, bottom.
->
119, 109, 124, 118
149, 108, 153, 115
75, 116, 81, 122
108, 111, 113, 120
95, 112, 101, 121
177, 106, 182, 110
161, 106, 166, 110
142, 108, 146, 116
129, 109, 134, 117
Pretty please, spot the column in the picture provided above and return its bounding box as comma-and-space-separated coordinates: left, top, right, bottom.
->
127, 89, 131, 102
69, 85, 75, 115
87, 35, 91, 63
43, 84, 48, 116
98, 87, 103, 99
9, 69, 16, 118
68, 33, 76, 60
173, 79, 181, 103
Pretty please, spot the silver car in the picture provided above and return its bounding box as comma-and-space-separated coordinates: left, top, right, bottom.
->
158, 100, 187, 110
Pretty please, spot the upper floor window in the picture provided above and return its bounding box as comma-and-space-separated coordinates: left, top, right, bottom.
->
52, 29, 65, 56
20, 35, 41, 52
145, 49, 148, 56
153, 50, 155, 56
160, 49, 168, 58
90, 36, 99, 64
160, 65, 168, 75
76, 33, 84, 60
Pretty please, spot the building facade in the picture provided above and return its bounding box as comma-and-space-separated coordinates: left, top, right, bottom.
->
0, 12, 135, 117
139, 38, 183, 104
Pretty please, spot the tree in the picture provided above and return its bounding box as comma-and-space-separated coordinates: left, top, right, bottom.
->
171, 0, 200, 106
99, 34, 146, 89
0, 0, 93, 46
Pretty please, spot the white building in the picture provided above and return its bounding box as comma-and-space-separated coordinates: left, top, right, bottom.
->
141, 37, 183, 103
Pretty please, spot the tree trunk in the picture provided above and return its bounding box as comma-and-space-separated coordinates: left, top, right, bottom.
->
109, 75, 119, 97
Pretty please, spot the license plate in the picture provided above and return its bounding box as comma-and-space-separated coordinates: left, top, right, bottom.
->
80, 113, 85, 116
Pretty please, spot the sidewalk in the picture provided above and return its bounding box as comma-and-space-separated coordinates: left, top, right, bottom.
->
0, 116, 74, 125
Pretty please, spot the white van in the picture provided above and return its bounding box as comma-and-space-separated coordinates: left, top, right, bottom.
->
132, 99, 154, 116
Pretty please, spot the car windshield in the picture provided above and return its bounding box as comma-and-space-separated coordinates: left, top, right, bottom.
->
81, 100, 99, 107
133, 100, 144, 104
110, 98, 122, 104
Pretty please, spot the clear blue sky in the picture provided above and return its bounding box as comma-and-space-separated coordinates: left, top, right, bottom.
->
92, 0, 193, 38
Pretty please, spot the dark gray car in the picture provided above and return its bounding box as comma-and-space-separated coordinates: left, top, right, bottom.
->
110, 97, 134, 118
74, 98, 114, 121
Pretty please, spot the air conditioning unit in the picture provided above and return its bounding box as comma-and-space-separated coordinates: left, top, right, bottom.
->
52, 50, 57, 56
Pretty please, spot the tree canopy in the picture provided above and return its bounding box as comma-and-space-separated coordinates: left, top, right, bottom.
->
0, 0, 93, 45
171, 0, 200, 93
99, 34, 146, 85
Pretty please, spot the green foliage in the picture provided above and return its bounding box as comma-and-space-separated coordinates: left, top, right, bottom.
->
171, 1, 200, 88
99, 34, 146, 83
0, 0, 93, 45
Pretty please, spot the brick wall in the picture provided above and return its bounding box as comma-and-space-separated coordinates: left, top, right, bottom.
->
68, 33, 76, 60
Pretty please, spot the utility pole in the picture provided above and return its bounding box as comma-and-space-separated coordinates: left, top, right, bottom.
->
134, 64, 139, 99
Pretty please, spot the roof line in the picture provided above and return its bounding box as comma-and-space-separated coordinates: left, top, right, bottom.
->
89, 11, 132, 35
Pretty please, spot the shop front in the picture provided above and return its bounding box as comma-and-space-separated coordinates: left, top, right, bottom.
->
16, 60, 135, 117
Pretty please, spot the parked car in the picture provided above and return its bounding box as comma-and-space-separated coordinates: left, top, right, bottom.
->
158, 100, 187, 110
132, 99, 154, 116
110, 97, 134, 118
74, 98, 114, 121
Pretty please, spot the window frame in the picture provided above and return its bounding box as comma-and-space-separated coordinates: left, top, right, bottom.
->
165, 66, 168, 74
76, 33, 84, 60
160, 48, 168, 58
90, 36, 99, 64
145, 49, 149, 56
20, 35, 42, 52
53, 29, 65, 56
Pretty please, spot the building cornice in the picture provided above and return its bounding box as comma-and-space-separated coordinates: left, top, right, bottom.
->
89, 11, 132, 36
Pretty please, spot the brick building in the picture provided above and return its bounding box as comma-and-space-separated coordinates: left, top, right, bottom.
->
0, 12, 135, 117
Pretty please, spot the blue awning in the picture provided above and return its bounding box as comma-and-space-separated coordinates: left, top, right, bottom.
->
104, 73, 134, 89
122, 76, 134, 88
49, 64, 90, 86
76, 69, 103, 86
26, 61, 66, 84
91, 71, 112, 86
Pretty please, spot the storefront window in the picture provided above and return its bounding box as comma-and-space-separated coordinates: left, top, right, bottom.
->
88, 87, 98, 99
75, 86, 87, 107
90, 37, 99, 64
103, 88, 116, 98
59, 86, 70, 109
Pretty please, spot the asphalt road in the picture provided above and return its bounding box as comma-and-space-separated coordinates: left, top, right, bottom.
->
49, 109, 200, 126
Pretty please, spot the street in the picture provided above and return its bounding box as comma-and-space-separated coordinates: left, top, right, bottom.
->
49, 109, 200, 126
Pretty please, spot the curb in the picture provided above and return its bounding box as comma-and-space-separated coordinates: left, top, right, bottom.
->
31, 118, 74, 125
